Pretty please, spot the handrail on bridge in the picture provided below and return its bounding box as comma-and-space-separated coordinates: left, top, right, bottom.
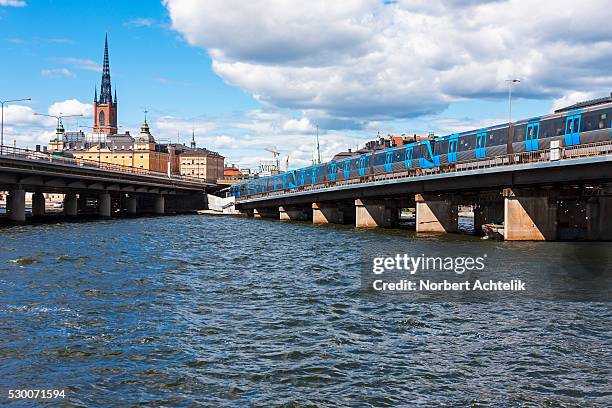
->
236, 140, 612, 202
0, 145, 210, 185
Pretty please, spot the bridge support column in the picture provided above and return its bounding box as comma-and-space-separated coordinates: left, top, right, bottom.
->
503, 188, 557, 241
7, 189, 26, 222
32, 192, 45, 216
415, 194, 458, 233
63, 193, 78, 216
355, 199, 398, 228
279, 206, 310, 221
253, 207, 277, 219
312, 202, 351, 224
126, 196, 138, 215
586, 196, 612, 240
98, 192, 111, 217
153, 195, 164, 215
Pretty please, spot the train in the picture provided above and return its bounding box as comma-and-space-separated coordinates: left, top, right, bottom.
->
231, 96, 612, 199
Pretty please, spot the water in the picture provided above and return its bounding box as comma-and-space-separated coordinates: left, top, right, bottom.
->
0, 215, 611, 406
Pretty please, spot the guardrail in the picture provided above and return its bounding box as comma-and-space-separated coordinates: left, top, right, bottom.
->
0, 146, 209, 185
237, 140, 612, 202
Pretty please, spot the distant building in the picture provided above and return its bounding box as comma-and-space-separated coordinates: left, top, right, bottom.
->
178, 134, 224, 183
332, 133, 433, 161
259, 159, 279, 177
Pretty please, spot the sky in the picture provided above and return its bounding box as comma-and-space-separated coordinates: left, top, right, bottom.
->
1, 0, 611, 170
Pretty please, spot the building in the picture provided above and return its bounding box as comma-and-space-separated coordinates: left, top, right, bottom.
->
94, 35, 118, 135
178, 132, 225, 182
48, 35, 223, 176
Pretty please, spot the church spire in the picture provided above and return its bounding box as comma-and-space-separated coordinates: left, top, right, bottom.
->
99, 33, 112, 104
191, 128, 196, 149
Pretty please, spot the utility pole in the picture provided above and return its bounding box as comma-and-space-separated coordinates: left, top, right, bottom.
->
316, 125, 321, 165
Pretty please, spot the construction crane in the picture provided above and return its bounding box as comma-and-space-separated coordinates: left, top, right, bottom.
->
264, 146, 281, 172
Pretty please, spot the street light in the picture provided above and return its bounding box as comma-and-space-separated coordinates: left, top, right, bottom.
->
1, 97, 32, 154
505, 78, 521, 124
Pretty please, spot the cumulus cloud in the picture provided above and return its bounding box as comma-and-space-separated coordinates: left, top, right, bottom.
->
48, 99, 93, 118
164, 0, 612, 125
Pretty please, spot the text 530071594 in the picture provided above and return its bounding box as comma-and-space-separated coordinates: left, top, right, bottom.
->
7, 389, 65, 399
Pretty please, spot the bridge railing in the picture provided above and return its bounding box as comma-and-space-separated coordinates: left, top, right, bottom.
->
237, 140, 612, 202
0, 146, 210, 185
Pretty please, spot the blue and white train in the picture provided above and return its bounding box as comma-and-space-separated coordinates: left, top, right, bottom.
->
231, 96, 612, 199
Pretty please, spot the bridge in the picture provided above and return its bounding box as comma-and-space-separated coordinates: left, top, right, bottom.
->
0, 147, 214, 222
235, 141, 612, 241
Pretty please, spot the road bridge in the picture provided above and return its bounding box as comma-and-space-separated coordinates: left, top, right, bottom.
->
235, 141, 612, 240
0, 147, 214, 221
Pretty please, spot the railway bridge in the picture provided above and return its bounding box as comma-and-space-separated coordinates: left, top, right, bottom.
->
0, 147, 214, 222
235, 141, 612, 241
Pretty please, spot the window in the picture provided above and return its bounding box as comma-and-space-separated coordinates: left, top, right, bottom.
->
99, 110, 105, 126
121, 145, 125, 150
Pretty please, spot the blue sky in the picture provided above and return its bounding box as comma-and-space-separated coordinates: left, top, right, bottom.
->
1, 0, 611, 169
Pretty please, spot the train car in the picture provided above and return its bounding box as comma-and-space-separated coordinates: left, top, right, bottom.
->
230, 98, 612, 200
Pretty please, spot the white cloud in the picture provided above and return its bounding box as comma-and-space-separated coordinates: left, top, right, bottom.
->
164, 0, 612, 125
550, 91, 600, 113
40, 68, 75, 78
0, 0, 26, 7
55, 57, 101, 72
282, 117, 315, 134
124, 17, 155, 28
48, 99, 93, 118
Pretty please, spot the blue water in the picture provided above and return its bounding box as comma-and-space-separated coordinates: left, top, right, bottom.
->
0, 215, 611, 406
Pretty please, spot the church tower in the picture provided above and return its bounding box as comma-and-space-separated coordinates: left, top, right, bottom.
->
93, 34, 118, 135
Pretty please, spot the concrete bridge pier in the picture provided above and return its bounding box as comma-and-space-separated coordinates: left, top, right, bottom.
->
153, 195, 165, 215
355, 199, 398, 228
279, 205, 311, 221
64, 193, 78, 216
253, 207, 277, 219
98, 192, 112, 217
503, 188, 558, 241
31, 192, 45, 217
312, 202, 353, 225
126, 195, 138, 215
7, 188, 26, 222
415, 194, 458, 233
586, 196, 612, 240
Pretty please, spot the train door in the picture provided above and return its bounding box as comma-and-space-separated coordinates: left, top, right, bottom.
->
476, 131, 487, 158
526, 122, 540, 151
385, 151, 393, 172
311, 166, 318, 185
564, 113, 581, 146
448, 134, 458, 162
329, 161, 337, 181
344, 159, 351, 179
299, 168, 305, 186
404, 145, 413, 168
358, 155, 367, 176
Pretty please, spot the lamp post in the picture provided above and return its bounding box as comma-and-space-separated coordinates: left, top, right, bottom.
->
1, 98, 32, 154
505, 79, 521, 124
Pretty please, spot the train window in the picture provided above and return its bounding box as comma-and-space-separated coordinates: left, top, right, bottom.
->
600, 113, 608, 129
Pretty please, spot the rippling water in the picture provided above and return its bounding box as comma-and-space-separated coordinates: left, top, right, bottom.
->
0, 215, 611, 406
